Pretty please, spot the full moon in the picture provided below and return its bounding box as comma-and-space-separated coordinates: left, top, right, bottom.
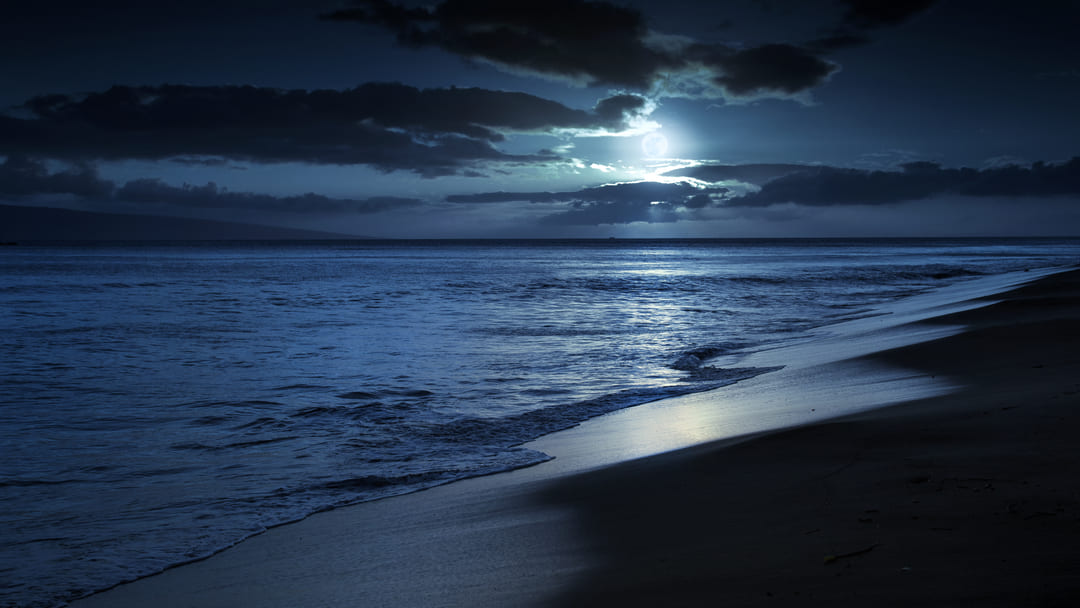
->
641, 131, 669, 158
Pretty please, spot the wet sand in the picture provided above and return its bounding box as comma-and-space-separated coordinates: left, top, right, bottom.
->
544, 268, 1080, 606
73, 268, 1080, 607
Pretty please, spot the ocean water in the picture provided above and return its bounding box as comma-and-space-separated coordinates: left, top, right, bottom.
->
1, 238, 1078, 607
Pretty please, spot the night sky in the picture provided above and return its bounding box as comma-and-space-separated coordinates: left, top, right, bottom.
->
3, 0, 1079, 238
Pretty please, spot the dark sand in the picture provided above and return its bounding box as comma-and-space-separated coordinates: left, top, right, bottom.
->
543, 268, 1080, 606
73, 268, 1080, 607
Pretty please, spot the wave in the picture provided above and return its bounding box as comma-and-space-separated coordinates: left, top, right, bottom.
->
417, 366, 782, 448
675, 341, 753, 363
271, 383, 332, 391
336, 388, 434, 400
473, 325, 632, 337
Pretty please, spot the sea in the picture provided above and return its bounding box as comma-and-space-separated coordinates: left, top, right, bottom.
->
2, 238, 1078, 607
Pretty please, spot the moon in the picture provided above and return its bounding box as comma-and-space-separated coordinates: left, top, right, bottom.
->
641, 132, 669, 158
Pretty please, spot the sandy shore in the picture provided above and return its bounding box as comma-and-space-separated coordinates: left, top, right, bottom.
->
73, 267, 1080, 607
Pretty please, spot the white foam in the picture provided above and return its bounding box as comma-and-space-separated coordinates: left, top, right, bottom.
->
526, 266, 1072, 476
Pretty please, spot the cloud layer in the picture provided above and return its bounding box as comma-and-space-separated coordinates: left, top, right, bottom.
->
7, 153, 1078, 231
324, 0, 842, 100
0, 156, 114, 199
445, 158, 1080, 227
1, 83, 650, 176
727, 158, 1080, 207
448, 180, 728, 225
0, 156, 422, 213
810, 0, 938, 50
663, 163, 812, 185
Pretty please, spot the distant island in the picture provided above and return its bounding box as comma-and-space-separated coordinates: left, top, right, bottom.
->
0, 204, 356, 241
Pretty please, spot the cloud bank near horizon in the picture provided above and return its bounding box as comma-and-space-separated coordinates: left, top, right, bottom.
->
725, 158, 1080, 207
5, 154, 1078, 229
447, 158, 1080, 226
0, 156, 422, 214
448, 180, 729, 225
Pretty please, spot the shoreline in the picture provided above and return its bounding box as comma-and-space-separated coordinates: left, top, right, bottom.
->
71, 266, 1080, 607
542, 267, 1080, 605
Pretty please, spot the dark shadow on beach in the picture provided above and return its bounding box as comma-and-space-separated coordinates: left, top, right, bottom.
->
541, 269, 1080, 606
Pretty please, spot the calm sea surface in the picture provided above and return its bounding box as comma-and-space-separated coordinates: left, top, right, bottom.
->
2, 238, 1078, 607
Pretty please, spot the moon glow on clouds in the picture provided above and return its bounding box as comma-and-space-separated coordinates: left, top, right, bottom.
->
642, 132, 669, 158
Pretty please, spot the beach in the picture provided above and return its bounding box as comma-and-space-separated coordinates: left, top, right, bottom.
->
71, 266, 1080, 607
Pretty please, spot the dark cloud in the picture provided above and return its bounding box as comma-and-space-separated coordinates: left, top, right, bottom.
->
170, 157, 235, 167
663, 163, 812, 185
810, 0, 937, 51
0, 157, 422, 213
448, 180, 728, 225
325, 0, 839, 100
450, 158, 1080, 224
447, 180, 728, 204
594, 94, 652, 124
0, 156, 114, 198
323, 0, 676, 89
115, 179, 423, 214
805, 33, 871, 52
539, 199, 682, 226
838, 0, 937, 29
727, 158, 1080, 207
689, 43, 837, 97
1, 83, 648, 175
